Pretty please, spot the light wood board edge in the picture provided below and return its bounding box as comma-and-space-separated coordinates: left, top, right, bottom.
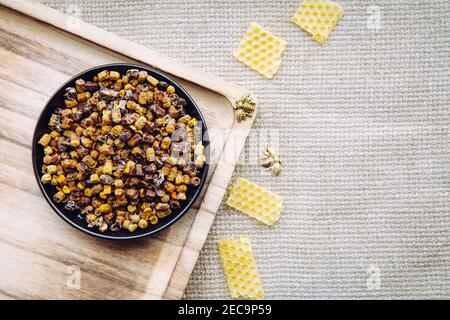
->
0, 0, 258, 299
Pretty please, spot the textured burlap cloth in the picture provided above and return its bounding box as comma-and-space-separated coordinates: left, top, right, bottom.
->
39, 0, 448, 299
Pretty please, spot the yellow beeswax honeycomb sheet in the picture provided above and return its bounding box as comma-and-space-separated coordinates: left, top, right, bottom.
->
291, 0, 343, 44
218, 234, 265, 300
226, 177, 282, 226
233, 22, 287, 78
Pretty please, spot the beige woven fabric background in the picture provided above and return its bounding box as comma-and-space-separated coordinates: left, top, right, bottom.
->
38, 0, 449, 299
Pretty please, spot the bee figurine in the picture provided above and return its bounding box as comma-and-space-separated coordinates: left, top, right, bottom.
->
261, 146, 281, 176
233, 93, 256, 122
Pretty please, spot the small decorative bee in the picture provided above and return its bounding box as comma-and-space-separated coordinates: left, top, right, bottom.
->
233, 93, 256, 122
261, 146, 281, 176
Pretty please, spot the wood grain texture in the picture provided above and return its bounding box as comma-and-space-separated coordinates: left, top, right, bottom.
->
0, 0, 256, 299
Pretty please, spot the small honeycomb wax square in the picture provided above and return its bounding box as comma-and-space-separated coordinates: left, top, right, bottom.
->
218, 234, 265, 300
226, 178, 282, 226
291, 0, 343, 44
233, 22, 287, 78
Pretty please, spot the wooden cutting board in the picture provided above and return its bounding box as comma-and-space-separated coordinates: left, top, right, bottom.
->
0, 0, 256, 299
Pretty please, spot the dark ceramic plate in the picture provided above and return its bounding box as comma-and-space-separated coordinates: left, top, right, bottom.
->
32, 63, 209, 240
